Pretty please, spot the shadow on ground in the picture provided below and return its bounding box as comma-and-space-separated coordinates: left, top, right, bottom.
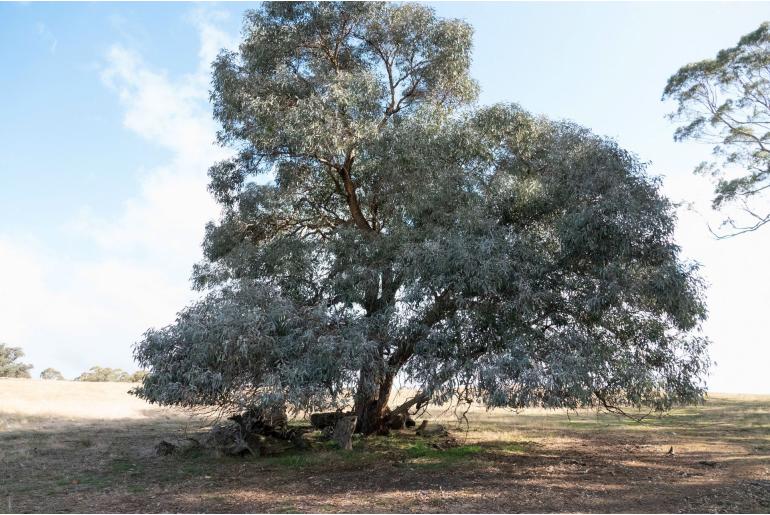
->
1, 396, 769, 513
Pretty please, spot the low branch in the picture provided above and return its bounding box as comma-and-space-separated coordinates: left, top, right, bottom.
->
390, 391, 430, 418
593, 390, 653, 423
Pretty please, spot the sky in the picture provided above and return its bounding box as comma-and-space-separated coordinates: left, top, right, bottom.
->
0, 2, 768, 393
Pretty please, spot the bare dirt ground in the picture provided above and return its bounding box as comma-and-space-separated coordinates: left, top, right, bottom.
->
1, 378, 769, 513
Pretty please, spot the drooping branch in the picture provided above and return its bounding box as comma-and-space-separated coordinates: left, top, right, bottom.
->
593, 390, 654, 423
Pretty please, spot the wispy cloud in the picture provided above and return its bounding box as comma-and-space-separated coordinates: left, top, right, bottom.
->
0, 10, 237, 378
36, 22, 57, 54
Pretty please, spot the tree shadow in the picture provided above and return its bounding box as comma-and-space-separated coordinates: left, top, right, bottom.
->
2, 398, 768, 513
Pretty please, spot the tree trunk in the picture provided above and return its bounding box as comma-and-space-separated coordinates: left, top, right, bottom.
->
333, 415, 357, 450
353, 370, 395, 435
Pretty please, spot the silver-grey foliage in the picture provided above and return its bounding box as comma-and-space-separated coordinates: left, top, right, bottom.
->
134, 2, 709, 433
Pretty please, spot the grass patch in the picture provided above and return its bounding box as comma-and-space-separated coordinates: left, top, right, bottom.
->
500, 441, 533, 454
403, 442, 483, 468
110, 458, 140, 474
72, 472, 113, 489
255, 444, 375, 469
176, 454, 227, 477
127, 484, 147, 494
263, 452, 325, 468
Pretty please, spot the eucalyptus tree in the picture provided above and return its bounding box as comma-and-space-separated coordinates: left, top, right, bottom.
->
664, 22, 770, 237
0, 343, 33, 379
75, 366, 131, 382
40, 368, 65, 380
135, 2, 709, 435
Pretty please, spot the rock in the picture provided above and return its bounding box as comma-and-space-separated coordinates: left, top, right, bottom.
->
416, 421, 448, 437
333, 415, 357, 451
155, 440, 177, 456
666, 446, 674, 455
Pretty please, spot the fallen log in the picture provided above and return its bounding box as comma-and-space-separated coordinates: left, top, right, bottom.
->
310, 411, 350, 429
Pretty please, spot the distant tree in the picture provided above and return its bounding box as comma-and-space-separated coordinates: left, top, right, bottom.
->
39, 368, 65, 381
75, 366, 131, 382
135, 2, 710, 435
0, 343, 33, 378
664, 22, 770, 237
129, 370, 148, 383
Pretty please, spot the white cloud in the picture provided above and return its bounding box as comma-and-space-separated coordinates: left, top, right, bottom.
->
36, 22, 58, 54
3, 7, 767, 394
0, 11, 236, 378
0, 237, 194, 377
84, 11, 241, 264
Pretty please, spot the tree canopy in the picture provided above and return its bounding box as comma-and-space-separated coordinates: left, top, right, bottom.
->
129, 370, 149, 383
664, 22, 770, 237
0, 343, 33, 379
40, 368, 65, 381
135, 2, 709, 434
75, 366, 132, 383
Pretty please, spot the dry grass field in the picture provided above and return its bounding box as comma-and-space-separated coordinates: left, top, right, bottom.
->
1, 378, 769, 513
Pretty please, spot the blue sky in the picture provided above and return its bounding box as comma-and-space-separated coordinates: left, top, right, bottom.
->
1, 2, 769, 393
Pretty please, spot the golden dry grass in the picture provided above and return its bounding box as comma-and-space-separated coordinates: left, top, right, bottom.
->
1, 378, 769, 513
0, 378, 179, 421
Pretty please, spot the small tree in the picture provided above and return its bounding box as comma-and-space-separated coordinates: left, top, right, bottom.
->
0, 343, 33, 378
129, 370, 148, 383
135, 2, 709, 435
75, 366, 131, 382
39, 368, 65, 380
664, 22, 770, 237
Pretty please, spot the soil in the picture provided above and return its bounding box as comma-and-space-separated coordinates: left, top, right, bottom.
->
1, 379, 768, 513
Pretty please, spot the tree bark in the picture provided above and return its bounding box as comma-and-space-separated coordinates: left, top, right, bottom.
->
353, 367, 395, 435
351, 306, 437, 434
333, 415, 357, 450
339, 152, 374, 233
